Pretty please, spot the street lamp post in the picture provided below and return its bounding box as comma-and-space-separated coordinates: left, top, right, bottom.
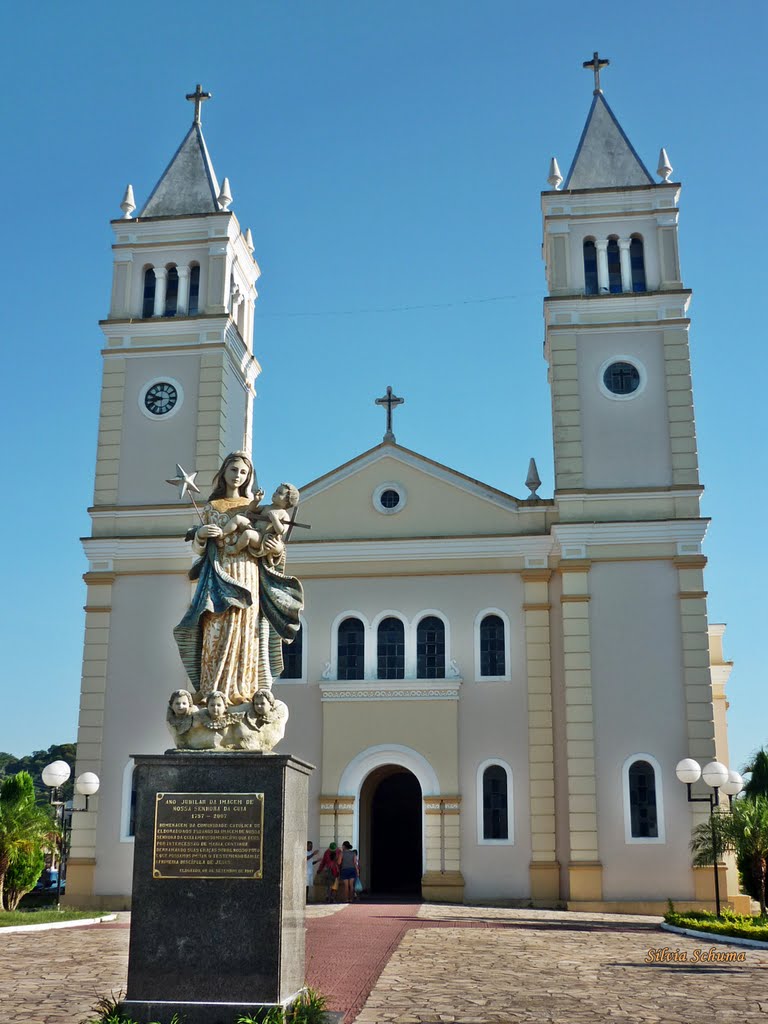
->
675, 758, 743, 918
41, 760, 100, 909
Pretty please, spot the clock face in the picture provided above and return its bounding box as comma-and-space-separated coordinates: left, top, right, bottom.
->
144, 381, 178, 416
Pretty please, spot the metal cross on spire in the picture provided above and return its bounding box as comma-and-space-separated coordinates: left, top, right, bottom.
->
375, 386, 405, 443
186, 83, 212, 124
583, 52, 610, 94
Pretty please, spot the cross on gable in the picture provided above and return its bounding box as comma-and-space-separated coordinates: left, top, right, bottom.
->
186, 83, 212, 124
375, 386, 405, 443
583, 52, 610, 94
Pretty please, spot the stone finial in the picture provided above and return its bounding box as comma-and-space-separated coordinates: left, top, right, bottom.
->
218, 177, 233, 211
245, 227, 255, 253
657, 148, 673, 182
525, 457, 542, 499
547, 157, 563, 190
120, 184, 136, 219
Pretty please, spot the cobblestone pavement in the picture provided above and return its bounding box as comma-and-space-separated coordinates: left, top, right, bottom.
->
1, 904, 767, 1024
357, 904, 768, 1024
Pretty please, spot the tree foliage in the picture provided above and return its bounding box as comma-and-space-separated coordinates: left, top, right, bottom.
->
690, 794, 768, 915
0, 744, 77, 803
0, 772, 59, 911
3, 846, 45, 911
742, 746, 768, 801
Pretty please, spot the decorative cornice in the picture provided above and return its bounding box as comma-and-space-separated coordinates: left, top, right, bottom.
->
319, 681, 461, 702
521, 569, 552, 582
82, 537, 190, 568
424, 797, 461, 813
83, 572, 117, 585
552, 520, 708, 557
290, 535, 554, 565
674, 555, 708, 569
561, 594, 591, 603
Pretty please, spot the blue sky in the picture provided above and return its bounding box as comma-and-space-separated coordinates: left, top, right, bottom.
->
1, 1, 766, 773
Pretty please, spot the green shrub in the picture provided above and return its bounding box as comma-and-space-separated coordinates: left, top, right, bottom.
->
664, 907, 768, 941
4, 846, 45, 911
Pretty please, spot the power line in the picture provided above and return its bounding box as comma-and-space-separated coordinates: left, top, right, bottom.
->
258, 290, 539, 320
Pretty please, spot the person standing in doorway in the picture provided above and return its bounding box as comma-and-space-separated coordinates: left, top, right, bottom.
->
306, 840, 320, 902
339, 841, 358, 903
317, 842, 341, 902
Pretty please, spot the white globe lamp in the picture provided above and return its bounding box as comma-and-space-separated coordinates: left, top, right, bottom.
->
42, 760, 72, 789
675, 758, 701, 785
702, 760, 730, 789
75, 772, 100, 796
720, 770, 744, 797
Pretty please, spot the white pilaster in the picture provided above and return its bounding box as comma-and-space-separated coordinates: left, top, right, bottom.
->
618, 238, 632, 293
176, 266, 190, 315
152, 267, 167, 317
595, 239, 609, 294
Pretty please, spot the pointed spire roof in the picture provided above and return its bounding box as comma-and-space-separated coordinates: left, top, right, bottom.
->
564, 92, 653, 190
139, 121, 221, 217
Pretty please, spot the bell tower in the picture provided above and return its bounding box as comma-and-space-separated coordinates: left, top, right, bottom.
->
68, 87, 261, 906
542, 57, 718, 910
543, 55, 697, 508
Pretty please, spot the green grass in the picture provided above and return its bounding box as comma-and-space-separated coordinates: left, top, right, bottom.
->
664, 905, 768, 942
0, 907, 109, 928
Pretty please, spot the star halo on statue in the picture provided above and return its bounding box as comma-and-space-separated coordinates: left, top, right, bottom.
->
166, 463, 201, 500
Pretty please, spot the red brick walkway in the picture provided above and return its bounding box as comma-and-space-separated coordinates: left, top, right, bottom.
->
306, 903, 422, 1021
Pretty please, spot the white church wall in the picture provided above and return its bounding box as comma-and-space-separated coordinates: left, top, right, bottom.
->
117, 355, 202, 505
271, 681, 324, 848
93, 572, 191, 897
459, 679, 532, 899
578, 329, 672, 489
589, 560, 696, 900
458, 574, 530, 897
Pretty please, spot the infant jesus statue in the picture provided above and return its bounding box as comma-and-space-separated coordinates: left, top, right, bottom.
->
219, 482, 300, 554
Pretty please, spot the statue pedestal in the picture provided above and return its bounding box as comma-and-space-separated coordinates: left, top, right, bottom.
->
119, 751, 313, 1024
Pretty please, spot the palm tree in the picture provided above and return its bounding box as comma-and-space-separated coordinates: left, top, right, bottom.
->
742, 747, 768, 801
0, 771, 58, 911
690, 795, 768, 916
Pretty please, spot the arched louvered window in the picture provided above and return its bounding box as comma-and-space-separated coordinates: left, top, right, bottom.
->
482, 764, 509, 840
607, 238, 622, 293
416, 616, 445, 679
583, 240, 598, 295
630, 237, 646, 293
280, 623, 303, 680
142, 268, 156, 317
164, 266, 179, 316
337, 617, 365, 680
377, 617, 405, 679
480, 615, 506, 677
188, 264, 201, 315
628, 759, 658, 838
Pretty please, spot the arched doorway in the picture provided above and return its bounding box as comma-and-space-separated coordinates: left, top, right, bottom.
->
360, 766, 422, 897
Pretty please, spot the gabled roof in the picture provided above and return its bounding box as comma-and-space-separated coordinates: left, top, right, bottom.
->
299, 441, 522, 510
139, 122, 221, 217
564, 92, 653, 190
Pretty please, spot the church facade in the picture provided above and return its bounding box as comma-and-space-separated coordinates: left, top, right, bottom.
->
68, 70, 741, 913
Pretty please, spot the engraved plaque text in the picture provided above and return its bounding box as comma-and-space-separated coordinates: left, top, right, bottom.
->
153, 792, 263, 879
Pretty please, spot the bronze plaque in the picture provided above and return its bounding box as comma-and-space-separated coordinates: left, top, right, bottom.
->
152, 792, 264, 879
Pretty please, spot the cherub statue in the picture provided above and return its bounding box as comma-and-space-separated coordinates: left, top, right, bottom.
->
219, 483, 299, 556
232, 688, 289, 752
166, 689, 198, 745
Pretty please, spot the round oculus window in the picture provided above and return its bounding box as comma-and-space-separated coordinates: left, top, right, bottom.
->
373, 482, 407, 515
144, 381, 178, 416
602, 361, 640, 396
379, 488, 401, 510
